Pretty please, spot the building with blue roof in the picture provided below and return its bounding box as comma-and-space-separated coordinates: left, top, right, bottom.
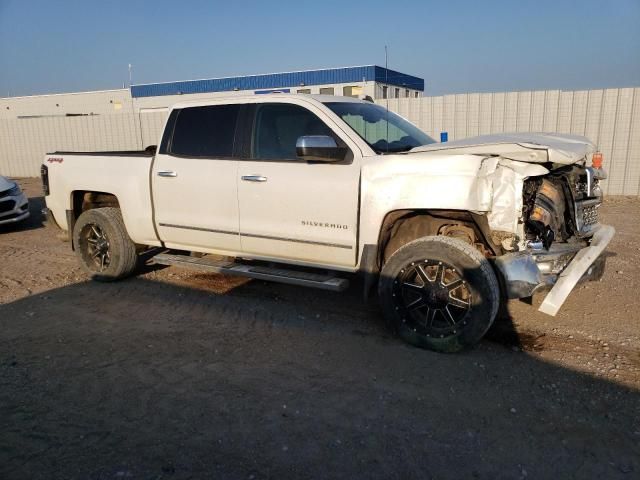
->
1, 66, 425, 119
131, 65, 424, 109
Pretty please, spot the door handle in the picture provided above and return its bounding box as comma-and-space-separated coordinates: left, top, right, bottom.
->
241, 175, 267, 182
157, 170, 177, 178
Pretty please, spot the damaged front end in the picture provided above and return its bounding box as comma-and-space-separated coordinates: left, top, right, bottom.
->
492, 155, 614, 315
409, 133, 614, 316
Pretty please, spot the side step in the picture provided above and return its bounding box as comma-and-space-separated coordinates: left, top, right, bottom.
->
152, 253, 349, 292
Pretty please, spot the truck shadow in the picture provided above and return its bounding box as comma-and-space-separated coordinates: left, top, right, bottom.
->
0, 274, 638, 479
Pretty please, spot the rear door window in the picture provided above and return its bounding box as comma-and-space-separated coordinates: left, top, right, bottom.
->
170, 105, 240, 157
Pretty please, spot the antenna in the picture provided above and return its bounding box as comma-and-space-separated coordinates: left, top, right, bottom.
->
385, 45, 389, 153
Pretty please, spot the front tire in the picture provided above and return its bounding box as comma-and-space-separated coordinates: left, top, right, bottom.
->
378, 236, 499, 353
73, 207, 138, 282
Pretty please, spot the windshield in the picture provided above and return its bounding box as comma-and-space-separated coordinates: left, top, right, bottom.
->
324, 102, 436, 153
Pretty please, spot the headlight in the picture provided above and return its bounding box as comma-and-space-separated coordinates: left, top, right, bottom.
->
5, 183, 22, 196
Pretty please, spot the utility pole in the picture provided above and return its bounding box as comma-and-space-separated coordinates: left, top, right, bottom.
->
385, 45, 389, 152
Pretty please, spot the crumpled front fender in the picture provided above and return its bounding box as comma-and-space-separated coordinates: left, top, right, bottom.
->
358, 153, 549, 248
483, 158, 549, 234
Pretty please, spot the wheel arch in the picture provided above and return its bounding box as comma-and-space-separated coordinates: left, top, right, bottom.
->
376, 209, 502, 266
361, 209, 503, 299
71, 190, 120, 217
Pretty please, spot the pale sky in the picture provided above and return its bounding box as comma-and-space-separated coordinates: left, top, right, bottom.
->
1, 0, 639, 97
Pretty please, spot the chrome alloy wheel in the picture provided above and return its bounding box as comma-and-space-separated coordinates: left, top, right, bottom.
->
82, 224, 111, 272
392, 260, 472, 337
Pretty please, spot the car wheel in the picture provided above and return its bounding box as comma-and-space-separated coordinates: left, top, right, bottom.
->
379, 236, 499, 353
73, 207, 138, 281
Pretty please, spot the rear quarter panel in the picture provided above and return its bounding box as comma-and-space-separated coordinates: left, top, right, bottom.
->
44, 154, 160, 246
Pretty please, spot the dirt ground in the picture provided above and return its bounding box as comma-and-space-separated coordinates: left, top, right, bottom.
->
1, 178, 639, 480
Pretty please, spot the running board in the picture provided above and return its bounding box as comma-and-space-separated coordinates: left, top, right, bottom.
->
152, 253, 349, 292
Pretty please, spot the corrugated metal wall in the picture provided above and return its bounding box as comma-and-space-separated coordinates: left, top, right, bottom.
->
1, 87, 638, 195
0, 114, 142, 177
377, 88, 640, 195
0, 89, 132, 119
139, 110, 168, 148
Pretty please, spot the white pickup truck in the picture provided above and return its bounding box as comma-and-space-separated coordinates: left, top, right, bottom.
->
42, 94, 614, 352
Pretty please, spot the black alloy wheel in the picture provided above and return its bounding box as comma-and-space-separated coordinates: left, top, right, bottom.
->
72, 207, 138, 281
82, 223, 111, 272
379, 236, 500, 353
392, 259, 472, 338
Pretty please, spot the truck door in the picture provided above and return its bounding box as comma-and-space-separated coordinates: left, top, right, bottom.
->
151, 104, 241, 253
237, 102, 360, 267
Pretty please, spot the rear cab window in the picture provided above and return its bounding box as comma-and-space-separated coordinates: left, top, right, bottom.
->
168, 104, 241, 157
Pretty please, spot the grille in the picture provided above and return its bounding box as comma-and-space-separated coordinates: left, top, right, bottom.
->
0, 189, 10, 199
0, 200, 16, 213
582, 204, 599, 226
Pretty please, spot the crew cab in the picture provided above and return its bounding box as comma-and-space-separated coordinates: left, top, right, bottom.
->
41, 94, 614, 352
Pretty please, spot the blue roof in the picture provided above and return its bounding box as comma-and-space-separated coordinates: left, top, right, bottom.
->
130, 65, 424, 98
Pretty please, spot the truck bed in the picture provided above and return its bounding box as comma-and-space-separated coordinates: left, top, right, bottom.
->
43, 151, 159, 247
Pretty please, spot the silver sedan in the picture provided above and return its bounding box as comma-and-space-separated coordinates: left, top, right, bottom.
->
0, 176, 30, 226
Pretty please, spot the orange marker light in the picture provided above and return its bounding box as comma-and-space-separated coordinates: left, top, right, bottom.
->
592, 152, 603, 169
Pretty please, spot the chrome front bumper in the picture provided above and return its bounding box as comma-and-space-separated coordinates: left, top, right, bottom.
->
0, 191, 30, 225
494, 225, 615, 316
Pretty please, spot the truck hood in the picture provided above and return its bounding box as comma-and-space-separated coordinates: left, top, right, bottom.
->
411, 132, 596, 165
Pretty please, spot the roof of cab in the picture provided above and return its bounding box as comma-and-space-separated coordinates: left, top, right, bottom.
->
170, 94, 368, 110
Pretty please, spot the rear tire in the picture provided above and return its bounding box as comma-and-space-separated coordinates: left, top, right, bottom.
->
73, 207, 138, 282
378, 236, 499, 353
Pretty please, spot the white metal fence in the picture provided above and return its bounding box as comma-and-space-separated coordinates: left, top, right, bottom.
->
1, 87, 638, 195
378, 88, 640, 196
0, 113, 143, 177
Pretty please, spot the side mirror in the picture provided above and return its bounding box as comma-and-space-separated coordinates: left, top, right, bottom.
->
296, 135, 347, 162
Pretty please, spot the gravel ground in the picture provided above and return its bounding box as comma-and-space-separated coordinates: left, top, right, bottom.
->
1, 178, 639, 480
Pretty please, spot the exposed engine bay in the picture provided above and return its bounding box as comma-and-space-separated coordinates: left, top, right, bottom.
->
522, 164, 604, 250
523, 178, 567, 248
